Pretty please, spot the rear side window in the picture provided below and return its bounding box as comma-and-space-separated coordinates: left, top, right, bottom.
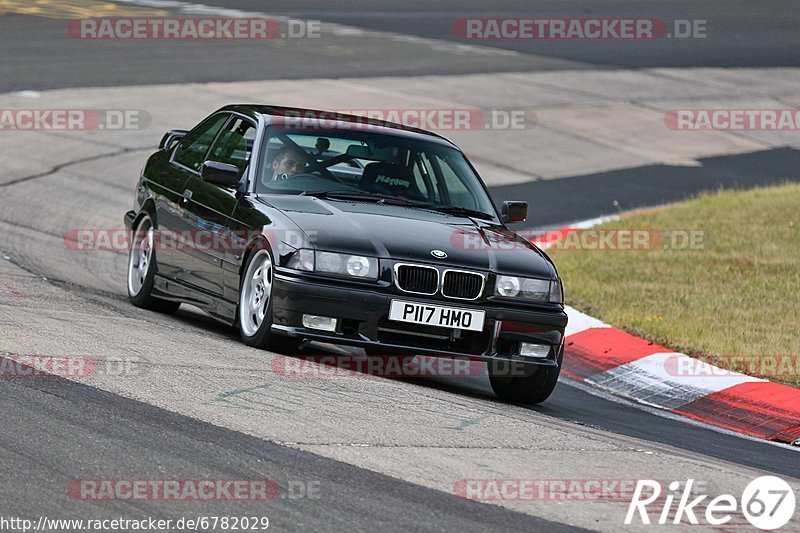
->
173, 114, 228, 172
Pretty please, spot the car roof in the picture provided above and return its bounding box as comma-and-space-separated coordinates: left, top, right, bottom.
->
218, 104, 459, 148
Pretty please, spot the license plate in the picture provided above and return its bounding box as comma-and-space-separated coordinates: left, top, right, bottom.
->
388, 300, 485, 331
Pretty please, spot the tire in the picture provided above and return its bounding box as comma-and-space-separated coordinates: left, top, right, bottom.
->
488, 346, 563, 404
237, 247, 301, 353
127, 214, 180, 314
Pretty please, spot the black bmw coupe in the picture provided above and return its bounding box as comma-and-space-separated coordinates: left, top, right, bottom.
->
124, 105, 568, 403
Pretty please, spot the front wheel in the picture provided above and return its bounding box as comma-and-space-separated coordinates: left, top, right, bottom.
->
238, 248, 300, 353
127, 214, 180, 314
489, 347, 562, 404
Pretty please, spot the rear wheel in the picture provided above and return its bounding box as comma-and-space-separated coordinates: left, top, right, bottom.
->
238, 247, 300, 353
127, 214, 180, 314
489, 347, 562, 404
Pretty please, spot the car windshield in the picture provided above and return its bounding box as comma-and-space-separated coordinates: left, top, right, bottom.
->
256, 127, 498, 219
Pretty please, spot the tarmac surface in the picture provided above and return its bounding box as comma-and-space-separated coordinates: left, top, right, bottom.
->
1, 2, 798, 531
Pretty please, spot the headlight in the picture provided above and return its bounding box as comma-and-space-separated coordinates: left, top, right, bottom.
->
550, 278, 564, 304
346, 255, 372, 277
288, 249, 379, 280
316, 251, 378, 280
317, 251, 342, 272
496, 276, 520, 297
495, 275, 562, 303
287, 249, 314, 271
521, 278, 549, 300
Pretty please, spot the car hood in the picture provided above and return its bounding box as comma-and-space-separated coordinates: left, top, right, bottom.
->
257, 195, 557, 279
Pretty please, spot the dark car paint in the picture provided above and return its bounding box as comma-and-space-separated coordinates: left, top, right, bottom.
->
126, 104, 567, 361
259, 195, 557, 279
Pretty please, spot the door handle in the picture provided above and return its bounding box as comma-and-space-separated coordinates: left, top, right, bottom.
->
182, 189, 192, 203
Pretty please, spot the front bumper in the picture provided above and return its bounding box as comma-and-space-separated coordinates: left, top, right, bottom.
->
270, 272, 567, 367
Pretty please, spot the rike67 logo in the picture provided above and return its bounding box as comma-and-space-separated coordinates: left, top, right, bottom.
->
626, 476, 796, 530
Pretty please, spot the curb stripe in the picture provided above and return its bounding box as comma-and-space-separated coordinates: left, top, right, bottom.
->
556, 232, 800, 446
672, 382, 800, 444
585, 353, 765, 410
563, 307, 800, 446
563, 305, 609, 337
563, 327, 669, 380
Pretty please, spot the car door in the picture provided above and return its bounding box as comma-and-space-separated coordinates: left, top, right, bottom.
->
155, 113, 228, 280
173, 114, 257, 299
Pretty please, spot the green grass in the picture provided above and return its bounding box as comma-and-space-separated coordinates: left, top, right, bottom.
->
548, 183, 800, 387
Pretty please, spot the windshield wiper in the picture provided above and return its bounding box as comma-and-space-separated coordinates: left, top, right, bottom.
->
426, 206, 495, 221
301, 190, 415, 204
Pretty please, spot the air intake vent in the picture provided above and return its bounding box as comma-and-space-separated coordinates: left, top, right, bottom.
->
442, 270, 484, 300
395, 264, 439, 295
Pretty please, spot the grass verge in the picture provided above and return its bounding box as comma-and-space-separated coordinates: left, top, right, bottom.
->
547, 183, 800, 387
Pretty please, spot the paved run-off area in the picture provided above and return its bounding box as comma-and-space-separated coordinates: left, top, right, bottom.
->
1, 67, 799, 530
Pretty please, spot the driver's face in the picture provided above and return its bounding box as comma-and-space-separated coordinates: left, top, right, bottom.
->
273, 151, 306, 177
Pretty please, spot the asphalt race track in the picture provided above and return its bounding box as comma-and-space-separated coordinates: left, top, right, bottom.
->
1, 1, 799, 531
3, 0, 800, 92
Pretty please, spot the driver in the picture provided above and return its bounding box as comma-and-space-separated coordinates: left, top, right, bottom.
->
271, 146, 308, 180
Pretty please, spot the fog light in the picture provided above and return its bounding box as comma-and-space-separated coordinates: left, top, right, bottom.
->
302, 314, 338, 332
519, 342, 550, 358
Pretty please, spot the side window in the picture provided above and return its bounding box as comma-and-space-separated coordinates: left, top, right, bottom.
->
173, 114, 228, 172
207, 117, 257, 174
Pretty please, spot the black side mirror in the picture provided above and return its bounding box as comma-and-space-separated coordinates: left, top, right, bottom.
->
159, 129, 188, 150
201, 160, 241, 188
501, 201, 528, 223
